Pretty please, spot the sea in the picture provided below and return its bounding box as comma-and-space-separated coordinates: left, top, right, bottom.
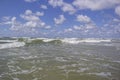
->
0, 37, 120, 80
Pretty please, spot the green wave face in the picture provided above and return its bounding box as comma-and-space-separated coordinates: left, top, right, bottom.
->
18, 38, 62, 46
26, 39, 44, 46
47, 40, 62, 44
18, 38, 26, 42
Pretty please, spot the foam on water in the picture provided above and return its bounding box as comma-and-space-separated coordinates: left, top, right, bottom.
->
42, 38, 56, 42
113, 60, 120, 64
77, 67, 89, 72
20, 55, 38, 60
61, 38, 80, 44
13, 78, 20, 80
55, 57, 67, 62
88, 72, 112, 77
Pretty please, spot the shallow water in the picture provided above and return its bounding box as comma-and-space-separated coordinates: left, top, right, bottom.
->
0, 38, 120, 80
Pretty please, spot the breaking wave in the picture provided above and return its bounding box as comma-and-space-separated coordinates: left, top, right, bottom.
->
18, 38, 112, 45
18, 38, 62, 45
0, 37, 116, 49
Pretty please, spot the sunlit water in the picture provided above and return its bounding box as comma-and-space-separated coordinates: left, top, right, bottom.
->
0, 38, 120, 80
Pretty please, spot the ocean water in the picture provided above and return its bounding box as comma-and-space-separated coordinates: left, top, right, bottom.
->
0, 37, 120, 80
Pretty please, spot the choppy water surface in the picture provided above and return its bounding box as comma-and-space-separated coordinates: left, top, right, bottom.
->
0, 38, 120, 80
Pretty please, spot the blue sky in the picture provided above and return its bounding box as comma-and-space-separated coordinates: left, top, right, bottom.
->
0, 0, 120, 38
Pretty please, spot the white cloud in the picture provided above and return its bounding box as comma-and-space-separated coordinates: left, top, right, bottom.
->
115, 6, 120, 16
40, 22, 45, 26
24, 0, 37, 3
113, 18, 120, 23
73, 25, 82, 30
49, 0, 120, 15
40, 5, 48, 9
73, 23, 95, 31
10, 17, 24, 31
36, 11, 44, 16
54, 15, 66, 25
25, 10, 32, 15
24, 21, 37, 28
11, 17, 16, 22
64, 28, 73, 32
20, 10, 44, 21
73, 15, 96, 34
70, 17, 120, 37
20, 14, 39, 21
85, 23, 96, 29
48, 0, 76, 14
62, 3, 76, 14
73, 0, 120, 10
2, 16, 11, 21
76, 15, 91, 23
48, 0, 63, 7
0, 16, 11, 25
19, 10, 48, 28
2, 10, 51, 34
45, 25, 51, 29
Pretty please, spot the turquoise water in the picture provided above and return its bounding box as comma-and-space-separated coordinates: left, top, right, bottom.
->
0, 38, 120, 80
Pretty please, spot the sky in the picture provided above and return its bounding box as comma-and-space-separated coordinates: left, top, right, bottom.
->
0, 0, 120, 38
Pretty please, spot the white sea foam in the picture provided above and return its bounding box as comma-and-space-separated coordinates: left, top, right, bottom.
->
20, 56, 38, 60
61, 38, 111, 44
13, 67, 39, 75
77, 67, 89, 72
13, 78, 20, 80
88, 72, 111, 77
55, 57, 67, 62
113, 60, 120, 64
43, 38, 56, 42
61, 38, 80, 44
0, 42, 25, 49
